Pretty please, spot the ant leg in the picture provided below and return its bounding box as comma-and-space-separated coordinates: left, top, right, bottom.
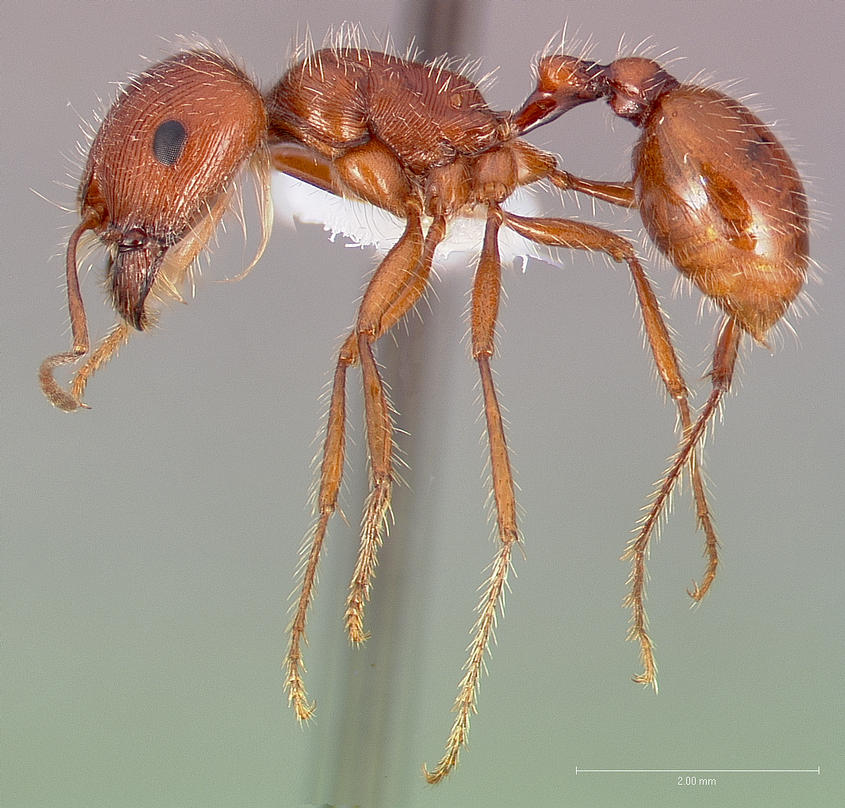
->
347, 211, 449, 640
269, 142, 337, 195
502, 211, 719, 684
548, 169, 637, 207
345, 205, 428, 642
425, 207, 517, 784
541, 171, 710, 536
625, 316, 740, 654
545, 171, 721, 591
283, 210, 446, 719
284, 331, 356, 721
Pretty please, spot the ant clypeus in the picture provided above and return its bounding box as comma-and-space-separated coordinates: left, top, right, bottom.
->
39, 33, 809, 782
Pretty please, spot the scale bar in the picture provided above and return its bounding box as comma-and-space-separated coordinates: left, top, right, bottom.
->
576, 767, 821, 774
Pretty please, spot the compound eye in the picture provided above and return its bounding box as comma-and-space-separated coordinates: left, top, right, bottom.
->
152, 119, 188, 166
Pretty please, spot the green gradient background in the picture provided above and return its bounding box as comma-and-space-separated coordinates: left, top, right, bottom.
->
4, 1, 842, 806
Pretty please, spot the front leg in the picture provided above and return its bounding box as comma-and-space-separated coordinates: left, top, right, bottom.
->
284, 205, 446, 718
269, 142, 337, 195
344, 202, 428, 642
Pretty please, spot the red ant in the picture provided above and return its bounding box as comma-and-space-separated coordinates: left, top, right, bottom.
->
38, 38, 808, 782
514, 53, 809, 688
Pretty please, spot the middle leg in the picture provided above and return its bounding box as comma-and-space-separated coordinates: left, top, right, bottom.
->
425, 205, 519, 783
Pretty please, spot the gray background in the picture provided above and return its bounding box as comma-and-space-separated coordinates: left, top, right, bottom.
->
4, 1, 842, 806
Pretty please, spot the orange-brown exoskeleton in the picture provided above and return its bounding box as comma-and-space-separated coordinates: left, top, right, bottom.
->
515, 54, 810, 686
40, 38, 808, 784
39, 50, 271, 411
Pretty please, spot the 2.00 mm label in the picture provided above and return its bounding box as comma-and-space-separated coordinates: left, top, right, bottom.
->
678, 775, 717, 786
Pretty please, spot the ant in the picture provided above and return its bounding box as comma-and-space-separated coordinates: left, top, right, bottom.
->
38, 36, 808, 782
514, 53, 809, 687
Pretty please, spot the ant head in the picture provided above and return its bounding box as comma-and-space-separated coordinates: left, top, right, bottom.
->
513, 55, 606, 134
604, 58, 680, 126
76, 50, 267, 329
